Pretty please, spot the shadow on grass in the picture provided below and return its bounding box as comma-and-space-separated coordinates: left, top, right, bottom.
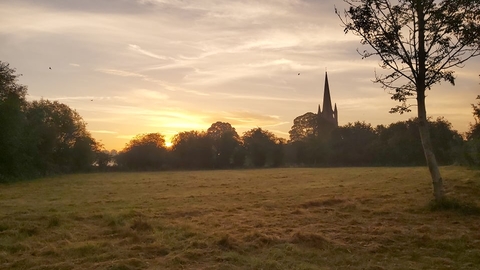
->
428, 197, 480, 216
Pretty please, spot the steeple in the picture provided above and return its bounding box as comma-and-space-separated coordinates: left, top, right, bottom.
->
322, 72, 334, 117
317, 71, 338, 129
334, 103, 338, 126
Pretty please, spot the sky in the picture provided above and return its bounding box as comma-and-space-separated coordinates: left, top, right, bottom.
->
1, 0, 479, 150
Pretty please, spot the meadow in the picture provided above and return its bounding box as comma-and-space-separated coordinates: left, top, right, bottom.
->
0, 167, 479, 270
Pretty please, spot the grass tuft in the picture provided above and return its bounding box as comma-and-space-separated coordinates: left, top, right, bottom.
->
19, 226, 39, 237
217, 234, 237, 250
290, 232, 335, 249
428, 197, 480, 215
300, 198, 345, 208
47, 216, 60, 228
130, 219, 153, 232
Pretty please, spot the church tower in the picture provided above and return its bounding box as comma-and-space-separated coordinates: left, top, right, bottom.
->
317, 72, 338, 133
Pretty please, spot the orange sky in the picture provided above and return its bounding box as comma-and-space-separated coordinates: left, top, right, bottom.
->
1, 0, 479, 150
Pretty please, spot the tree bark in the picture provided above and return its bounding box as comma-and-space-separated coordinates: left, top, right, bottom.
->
416, 0, 444, 202
417, 92, 444, 202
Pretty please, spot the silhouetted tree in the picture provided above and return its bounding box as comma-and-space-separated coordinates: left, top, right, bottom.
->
330, 121, 378, 165
289, 112, 318, 142
0, 61, 29, 180
25, 99, 98, 174
171, 131, 213, 169
465, 96, 480, 165
374, 118, 462, 166
116, 133, 167, 171
337, 0, 480, 201
96, 150, 112, 171
242, 128, 282, 167
207, 122, 241, 168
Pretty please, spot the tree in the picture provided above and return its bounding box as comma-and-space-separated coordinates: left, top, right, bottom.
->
337, 0, 480, 202
242, 128, 282, 167
116, 133, 167, 171
207, 122, 241, 168
26, 99, 98, 173
330, 121, 378, 165
171, 131, 213, 169
465, 96, 480, 165
0, 61, 28, 180
467, 95, 480, 140
289, 112, 318, 142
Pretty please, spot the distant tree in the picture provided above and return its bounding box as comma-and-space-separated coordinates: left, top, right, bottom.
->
374, 118, 462, 166
116, 133, 167, 171
26, 99, 98, 173
242, 128, 282, 167
337, 0, 480, 202
467, 96, 480, 141
0, 61, 30, 180
465, 96, 480, 165
171, 131, 213, 169
96, 150, 112, 171
289, 112, 318, 142
330, 121, 378, 165
287, 112, 322, 165
376, 120, 423, 165
207, 122, 241, 168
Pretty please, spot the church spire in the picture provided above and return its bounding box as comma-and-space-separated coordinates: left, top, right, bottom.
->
322, 72, 333, 116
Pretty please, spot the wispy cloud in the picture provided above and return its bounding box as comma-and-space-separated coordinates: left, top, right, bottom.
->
90, 130, 118, 134
128, 44, 167, 60
96, 68, 210, 96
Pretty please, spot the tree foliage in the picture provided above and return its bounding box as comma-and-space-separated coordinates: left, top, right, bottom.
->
207, 122, 241, 168
289, 112, 318, 142
0, 61, 101, 181
337, 0, 480, 201
116, 133, 167, 171
243, 128, 283, 167
171, 131, 214, 169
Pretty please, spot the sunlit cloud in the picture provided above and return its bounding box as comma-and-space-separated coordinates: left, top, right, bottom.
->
1, 0, 478, 150
90, 130, 118, 134
128, 44, 167, 60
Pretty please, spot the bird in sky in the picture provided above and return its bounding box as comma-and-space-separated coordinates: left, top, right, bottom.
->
298, 73, 300, 75
49, 67, 52, 70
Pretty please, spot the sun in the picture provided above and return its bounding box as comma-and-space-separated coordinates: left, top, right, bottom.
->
165, 141, 173, 148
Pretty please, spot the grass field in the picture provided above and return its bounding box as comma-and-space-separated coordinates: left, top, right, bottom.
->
1, 167, 480, 269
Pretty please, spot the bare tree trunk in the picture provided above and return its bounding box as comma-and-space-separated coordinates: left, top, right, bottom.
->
417, 92, 445, 202
416, 0, 444, 202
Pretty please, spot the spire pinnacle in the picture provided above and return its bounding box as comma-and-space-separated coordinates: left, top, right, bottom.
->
322, 72, 333, 116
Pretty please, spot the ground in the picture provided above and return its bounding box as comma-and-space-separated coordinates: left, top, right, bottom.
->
0, 167, 479, 269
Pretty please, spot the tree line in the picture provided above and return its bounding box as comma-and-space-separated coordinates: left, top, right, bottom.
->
0, 62, 102, 182
108, 108, 480, 171
1, 60, 480, 182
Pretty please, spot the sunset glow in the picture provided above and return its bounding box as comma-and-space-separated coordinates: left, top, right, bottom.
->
1, 0, 478, 150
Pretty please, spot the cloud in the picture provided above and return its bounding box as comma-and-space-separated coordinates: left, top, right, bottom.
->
9, 0, 157, 14
128, 44, 167, 60
90, 130, 118, 134
69, 63, 80, 67
132, 89, 169, 100
96, 68, 209, 96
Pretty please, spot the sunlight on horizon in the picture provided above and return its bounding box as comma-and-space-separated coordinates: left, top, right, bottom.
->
1, 0, 479, 151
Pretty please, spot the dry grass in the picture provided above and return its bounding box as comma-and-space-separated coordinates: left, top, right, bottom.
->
0, 167, 480, 269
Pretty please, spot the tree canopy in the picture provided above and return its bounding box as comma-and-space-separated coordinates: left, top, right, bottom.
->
337, 0, 480, 201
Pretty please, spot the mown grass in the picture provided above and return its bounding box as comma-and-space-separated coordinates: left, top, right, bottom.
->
0, 167, 479, 269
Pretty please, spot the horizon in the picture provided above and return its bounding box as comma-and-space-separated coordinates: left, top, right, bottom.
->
1, 0, 479, 151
